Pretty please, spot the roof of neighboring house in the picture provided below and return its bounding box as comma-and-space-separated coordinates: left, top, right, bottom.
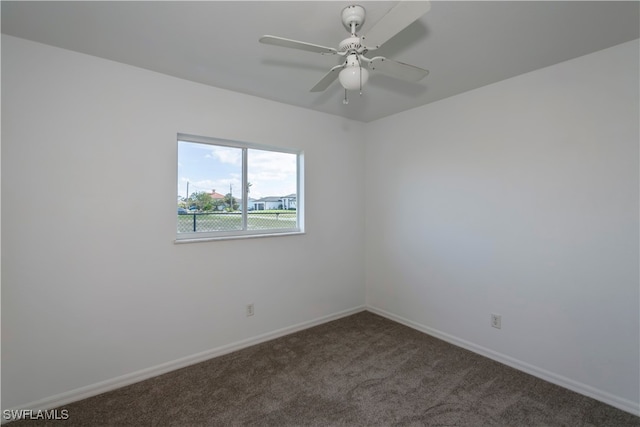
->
209, 190, 225, 199
255, 196, 282, 203
251, 194, 298, 203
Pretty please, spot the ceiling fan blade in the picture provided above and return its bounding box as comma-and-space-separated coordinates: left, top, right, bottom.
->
259, 35, 337, 54
310, 64, 344, 92
368, 56, 429, 82
361, 1, 431, 50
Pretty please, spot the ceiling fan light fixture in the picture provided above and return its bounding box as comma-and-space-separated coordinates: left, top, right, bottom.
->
339, 66, 368, 91
339, 54, 368, 91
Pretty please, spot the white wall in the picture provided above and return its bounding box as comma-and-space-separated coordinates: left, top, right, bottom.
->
1, 35, 366, 409
3, 33, 639, 415
365, 39, 639, 413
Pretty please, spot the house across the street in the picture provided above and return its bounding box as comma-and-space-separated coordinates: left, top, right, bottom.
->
249, 194, 296, 210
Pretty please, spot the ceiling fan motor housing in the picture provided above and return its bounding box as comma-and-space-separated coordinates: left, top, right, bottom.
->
339, 37, 365, 54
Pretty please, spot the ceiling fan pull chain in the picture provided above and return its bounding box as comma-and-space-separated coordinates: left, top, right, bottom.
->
343, 89, 349, 105
357, 53, 364, 95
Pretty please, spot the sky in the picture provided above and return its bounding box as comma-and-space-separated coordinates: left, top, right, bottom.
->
177, 141, 297, 201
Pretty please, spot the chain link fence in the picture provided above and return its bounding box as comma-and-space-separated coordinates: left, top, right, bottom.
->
178, 211, 297, 233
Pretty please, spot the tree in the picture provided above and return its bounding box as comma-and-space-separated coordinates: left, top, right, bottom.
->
211, 198, 226, 211
188, 191, 214, 211
177, 195, 188, 209
224, 193, 239, 211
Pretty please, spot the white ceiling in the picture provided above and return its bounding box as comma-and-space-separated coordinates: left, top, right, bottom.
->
2, 1, 638, 122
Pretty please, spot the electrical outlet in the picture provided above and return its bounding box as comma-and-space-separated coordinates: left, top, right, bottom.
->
491, 313, 501, 329
246, 303, 254, 317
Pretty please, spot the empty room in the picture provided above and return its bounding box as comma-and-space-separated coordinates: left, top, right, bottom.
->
1, 1, 638, 425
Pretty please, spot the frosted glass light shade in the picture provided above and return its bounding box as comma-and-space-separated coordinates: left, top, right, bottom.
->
339, 66, 369, 91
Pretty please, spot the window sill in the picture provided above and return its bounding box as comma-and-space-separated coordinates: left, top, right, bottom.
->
174, 230, 305, 244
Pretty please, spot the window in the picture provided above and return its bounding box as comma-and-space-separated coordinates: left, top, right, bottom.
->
176, 133, 303, 241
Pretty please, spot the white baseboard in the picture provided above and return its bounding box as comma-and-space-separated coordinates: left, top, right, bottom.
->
2, 306, 367, 423
366, 305, 640, 417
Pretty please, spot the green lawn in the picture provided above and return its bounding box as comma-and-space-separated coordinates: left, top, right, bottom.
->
178, 211, 297, 233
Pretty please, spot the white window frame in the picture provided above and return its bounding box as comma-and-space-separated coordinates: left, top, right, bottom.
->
176, 133, 304, 242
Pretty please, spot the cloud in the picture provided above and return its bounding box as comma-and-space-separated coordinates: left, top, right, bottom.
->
249, 150, 296, 180
208, 146, 241, 166
247, 150, 297, 198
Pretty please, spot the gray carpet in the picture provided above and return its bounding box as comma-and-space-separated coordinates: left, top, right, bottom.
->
9, 311, 640, 426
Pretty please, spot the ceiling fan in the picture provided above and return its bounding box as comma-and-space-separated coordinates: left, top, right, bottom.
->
259, 1, 431, 104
